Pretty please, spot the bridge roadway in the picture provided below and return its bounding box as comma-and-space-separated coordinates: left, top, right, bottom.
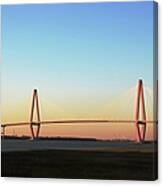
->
1, 119, 157, 128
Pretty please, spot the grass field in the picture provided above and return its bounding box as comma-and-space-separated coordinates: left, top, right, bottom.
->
1, 149, 157, 180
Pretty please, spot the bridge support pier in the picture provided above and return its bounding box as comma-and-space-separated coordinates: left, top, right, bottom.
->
30, 89, 41, 139
135, 79, 147, 143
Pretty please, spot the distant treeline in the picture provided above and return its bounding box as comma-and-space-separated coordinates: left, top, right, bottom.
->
1, 135, 131, 142
1, 135, 31, 140
2, 135, 98, 141
1, 135, 156, 143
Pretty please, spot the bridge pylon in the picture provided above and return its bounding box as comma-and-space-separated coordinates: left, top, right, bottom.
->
135, 79, 147, 143
30, 89, 41, 139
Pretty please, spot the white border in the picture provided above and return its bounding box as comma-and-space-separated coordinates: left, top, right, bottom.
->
0, 0, 162, 185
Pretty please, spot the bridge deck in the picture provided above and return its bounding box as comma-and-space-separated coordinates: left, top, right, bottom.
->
1, 119, 157, 127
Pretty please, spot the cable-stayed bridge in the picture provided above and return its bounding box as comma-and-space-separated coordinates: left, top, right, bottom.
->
1, 79, 158, 143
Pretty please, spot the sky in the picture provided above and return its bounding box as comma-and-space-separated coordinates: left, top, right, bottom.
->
1, 1, 156, 139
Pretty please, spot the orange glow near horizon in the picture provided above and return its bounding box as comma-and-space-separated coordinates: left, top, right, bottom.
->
4, 123, 156, 140
1, 86, 156, 140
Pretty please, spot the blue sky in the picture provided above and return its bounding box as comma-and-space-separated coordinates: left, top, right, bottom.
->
2, 1, 155, 120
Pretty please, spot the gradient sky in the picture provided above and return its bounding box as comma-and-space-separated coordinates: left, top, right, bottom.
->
1, 2, 156, 139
